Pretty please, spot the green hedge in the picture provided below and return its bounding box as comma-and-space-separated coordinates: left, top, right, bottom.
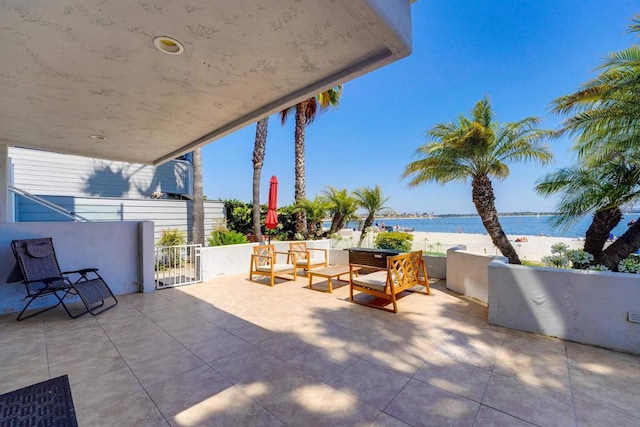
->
374, 231, 413, 252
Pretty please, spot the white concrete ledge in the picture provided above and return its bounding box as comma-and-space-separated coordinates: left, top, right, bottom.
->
488, 259, 640, 355
446, 246, 507, 303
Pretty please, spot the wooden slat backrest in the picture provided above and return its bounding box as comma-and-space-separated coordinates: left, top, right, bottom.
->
385, 251, 424, 294
252, 244, 275, 267
288, 242, 309, 261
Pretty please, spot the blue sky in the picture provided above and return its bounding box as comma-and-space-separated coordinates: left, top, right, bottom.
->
202, 0, 639, 215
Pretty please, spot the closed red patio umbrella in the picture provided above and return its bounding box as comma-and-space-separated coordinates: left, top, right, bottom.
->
265, 176, 278, 243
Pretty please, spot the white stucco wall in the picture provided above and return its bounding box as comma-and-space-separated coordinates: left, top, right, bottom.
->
488, 260, 640, 355
201, 239, 331, 281
424, 255, 446, 280
446, 246, 507, 303
0, 221, 154, 315
328, 248, 350, 266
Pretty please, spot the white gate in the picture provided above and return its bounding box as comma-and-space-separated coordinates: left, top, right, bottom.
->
154, 244, 202, 289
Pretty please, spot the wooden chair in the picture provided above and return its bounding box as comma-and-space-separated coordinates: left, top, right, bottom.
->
349, 250, 429, 313
249, 244, 297, 287
288, 242, 328, 273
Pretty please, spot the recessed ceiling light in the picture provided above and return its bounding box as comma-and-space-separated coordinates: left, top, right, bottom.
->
89, 134, 107, 140
153, 36, 184, 55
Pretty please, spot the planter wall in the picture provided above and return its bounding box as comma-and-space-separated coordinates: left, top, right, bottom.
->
488, 259, 640, 355
424, 254, 446, 280
446, 246, 507, 303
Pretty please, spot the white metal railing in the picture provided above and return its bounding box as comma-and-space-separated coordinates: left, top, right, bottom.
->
9, 185, 90, 222
154, 244, 202, 289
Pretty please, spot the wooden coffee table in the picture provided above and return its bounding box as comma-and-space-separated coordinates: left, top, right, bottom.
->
308, 265, 360, 293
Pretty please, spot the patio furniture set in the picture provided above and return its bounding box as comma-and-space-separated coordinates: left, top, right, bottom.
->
249, 242, 431, 313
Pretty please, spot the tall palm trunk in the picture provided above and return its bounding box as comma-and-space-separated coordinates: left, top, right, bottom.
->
472, 175, 521, 264
329, 214, 343, 235
191, 149, 204, 245
358, 215, 374, 247
294, 105, 308, 237
252, 118, 268, 243
596, 219, 640, 269
584, 207, 621, 259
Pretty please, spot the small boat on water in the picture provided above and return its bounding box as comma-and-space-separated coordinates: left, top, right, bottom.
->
385, 225, 415, 232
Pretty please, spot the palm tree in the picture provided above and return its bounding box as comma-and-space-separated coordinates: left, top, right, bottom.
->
191, 148, 204, 245
535, 154, 640, 267
323, 186, 358, 235
251, 118, 269, 243
353, 185, 390, 247
553, 21, 640, 161
295, 196, 329, 239
548, 16, 640, 267
402, 96, 553, 264
281, 86, 342, 237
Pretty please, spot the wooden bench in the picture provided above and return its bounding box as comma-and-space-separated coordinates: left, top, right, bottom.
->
349, 250, 430, 313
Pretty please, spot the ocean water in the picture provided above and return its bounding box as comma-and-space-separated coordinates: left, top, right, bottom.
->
333, 213, 640, 239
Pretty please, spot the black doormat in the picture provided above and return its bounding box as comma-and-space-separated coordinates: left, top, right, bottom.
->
0, 375, 78, 427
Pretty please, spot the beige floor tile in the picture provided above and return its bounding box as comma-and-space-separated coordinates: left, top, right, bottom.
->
574, 397, 640, 426
0, 350, 48, 380
198, 310, 254, 331
145, 304, 195, 322
473, 405, 535, 426
127, 350, 205, 388
76, 389, 168, 426
230, 323, 278, 345
565, 341, 640, 368
482, 373, 575, 426
237, 365, 320, 408
493, 347, 570, 393
0, 367, 50, 395
385, 379, 480, 426
434, 329, 507, 370
49, 351, 128, 385
209, 348, 285, 384
0, 337, 46, 362
71, 366, 143, 415
186, 332, 253, 363
358, 338, 427, 376
258, 334, 315, 361
46, 336, 119, 366
261, 380, 380, 426
170, 385, 284, 427
5, 274, 640, 426
287, 347, 357, 382
413, 354, 492, 402
155, 316, 229, 346
370, 412, 412, 427
328, 358, 411, 410
124, 292, 179, 314
569, 363, 640, 418
147, 365, 233, 419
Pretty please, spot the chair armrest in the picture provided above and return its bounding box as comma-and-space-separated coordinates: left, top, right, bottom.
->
307, 248, 327, 258
274, 251, 294, 263
62, 268, 98, 275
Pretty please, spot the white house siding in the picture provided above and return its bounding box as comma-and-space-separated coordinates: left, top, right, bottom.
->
16, 196, 225, 243
9, 147, 192, 198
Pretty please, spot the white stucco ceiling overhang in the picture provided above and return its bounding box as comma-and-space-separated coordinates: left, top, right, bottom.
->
0, 0, 412, 165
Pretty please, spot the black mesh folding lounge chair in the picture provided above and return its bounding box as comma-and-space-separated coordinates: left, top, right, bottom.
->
10, 238, 118, 321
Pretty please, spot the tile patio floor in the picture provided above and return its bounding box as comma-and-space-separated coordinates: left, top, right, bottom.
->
1, 274, 640, 426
